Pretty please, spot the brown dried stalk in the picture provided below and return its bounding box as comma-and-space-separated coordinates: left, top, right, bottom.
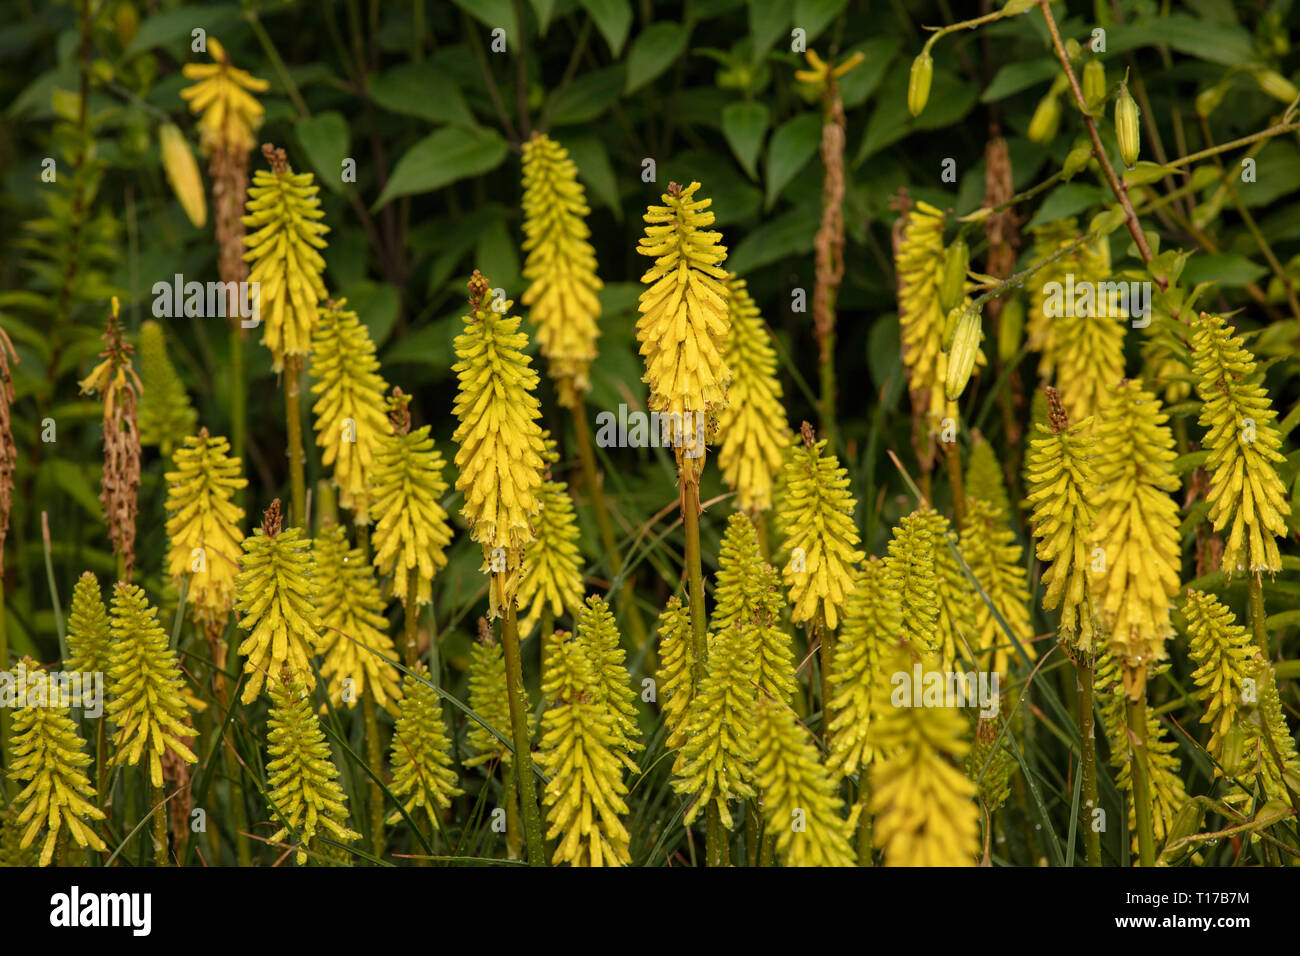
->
813, 79, 847, 449
0, 328, 18, 576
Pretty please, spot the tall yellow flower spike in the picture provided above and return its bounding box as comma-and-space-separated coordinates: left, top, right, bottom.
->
906, 505, 977, 669
233, 500, 321, 704
310, 299, 392, 523
1024, 219, 1109, 380
965, 433, 1013, 524
1190, 312, 1291, 575
464, 624, 529, 769
164, 429, 247, 631
65, 572, 112, 677
654, 596, 694, 748
537, 632, 633, 866
137, 320, 196, 456
775, 423, 866, 630
753, 694, 857, 867
106, 584, 198, 788
885, 507, 942, 662
518, 439, 584, 636
895, 200, 954, 457
575, 595, 643, 770
635, 180, 731, 465
180, 37, 269, 156
386, 664, 463, 828
519, 132, 603, 409
1025, 387, 1100, 651
716, 275, 788, 512
6, 660, 107, 866
1092, 380, 1180, 695
452, 271, 547, 618
960, 497, 1035, 678
314, 521, 402, 713
242, 144, 329, 371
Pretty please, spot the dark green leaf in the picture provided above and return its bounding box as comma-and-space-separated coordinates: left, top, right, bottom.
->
372, 126, 508, 209
1025, 183, 1109, 230
340, 280, 402, 347
295, 112, 350, 194
126, 5, 240, 56
1180, 254, 1268, 287
748, 0, 789, 62
793, 0, 848, 44
721, 101, 769, 180
580, 0, 633, 56
765, 113, 821, 210
981, 58, 1058, 102
548, 65, 627, 126
625, 23, 688, 94
567, 137, 622, 219
367, 62, 477, 127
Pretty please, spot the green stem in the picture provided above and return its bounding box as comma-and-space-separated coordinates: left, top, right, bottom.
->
1249, 572, 1270, 658
816, 612, 835, 745
363, 694, 385, 855
503, 757, 523, 861
229, 324, 246, 501
944, 438, 966, 525
855, 777, 874, 866
500, 602, 546, 865
681, 475, 708, 690
819, 327, 839, 455
151, 783, 169, 866
403, 569, 420, 669
284, 357, 307, 529
1077, 652, 1101, 867
1127, 694, 1155, 867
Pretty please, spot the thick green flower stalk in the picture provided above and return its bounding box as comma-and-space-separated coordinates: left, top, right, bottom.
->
452, 271, 547, 618
654, 596, 694, 748
965, 434, 1013, 525
519, 132, 603, 409
960, 497, 1035, 677
518, 439, 584, 636
386, 664, 463, 828
164, 429, 247, 631
1093, 380, 1180, 695
137, 320, 196, 456
234, 500, 321, 704
827, 558, 903, 778
775, 424, 866, 631
753, 694, 857, 867
717, 275, 788, 512
1025, 387, 1100, 651
868, 649, 979, 866
65, 572, 111, 676
6, 660, 107, 866
106, 584, 198, 787
310, 299, 391, 523
537, 632, 633, 866
464, 631, 517, 769
370, 389, 454, 610
1190, 311, 1291, 575
314, 521, 402, 712
672, 623, 758, 828
242, 144, 329, 372
575, 595, 643, 769
265, 675, 360, 864
884, 508, 941, 662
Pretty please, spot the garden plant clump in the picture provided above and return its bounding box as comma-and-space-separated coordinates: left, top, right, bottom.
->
3, 0, 1300, 870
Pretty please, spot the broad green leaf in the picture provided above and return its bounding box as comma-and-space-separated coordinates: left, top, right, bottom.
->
748, 0, 789, 62
475, 218, 521, 295
729, 203, 819, 274
126, 5, 240, 56
548, 65, 627, 125
367, 61, 477, 127
44, 459, 100, 518
981, 58, 1058, 102
530, 0, 557, 34
383, 312, 463, 369
856, 66, 977, 162
1180, 254, 1268, 287
451, 0, 519, 40
295, 112, 350, 194
567, 137, 622, 220
839, 36, 900, 107
721, 101, 769, 180
340, 280, 402, 347
765, 113, 822, 210
625, 23, 688, 94
1024, 183, 1109, 230
372, 126, 508, 209
793, 0, 848, 44
581, 0, 633, 56
1107, 14, 1254, 66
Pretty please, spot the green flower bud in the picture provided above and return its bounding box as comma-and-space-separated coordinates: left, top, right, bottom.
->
1115, 84, 1140, 168
1082, 59, 1106, 113
909, 52, 933, 117
944, 307, 983, 401
939, 239, 969, 315
997, 296, 1024, 365
1253, 69, 1299, 103
1028, 92, 1061, 143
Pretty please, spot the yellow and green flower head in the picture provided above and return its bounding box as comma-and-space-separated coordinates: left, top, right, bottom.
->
960, 497, 1035, 677
1025, 387, 1100, 651
964, 433, 1013, 525
314, 521, 402, 713
575, 595, 644, 769
386, 664, 463, 828
884, 507, 941, 662
775, 423, 866, 630
6, 659, 107, 866
717, 275, 788, 512
713, 510, 768, 632
517, 438, 584, 636
1025, 219, 1107, 379
753, 694, 857, 867
265, 674, 360, 864
242, 144, 329, 371
519, 132, 603, 409
908, 505, 976, 669
1190, 312, 1291, 575
653, 596, 694, 748
537, 631, 633, 866
65, 572, 112, 677
179, 37, 269, 156
452, 271, 548, 617
106, 584, 198, 787
464, 626, 524, 768
1092, 380, 1180, 691
635, 181, 731, 459
369, 388, 454, 607
136, 320, 197, 456
310, 298, 392, 523
164, 429, 247, 631
234, 499, 322, 704
895, 200, 953, 438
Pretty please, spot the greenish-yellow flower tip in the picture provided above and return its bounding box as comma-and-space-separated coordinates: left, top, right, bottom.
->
908, 52, 932, 117
1115, 84, 1140, 168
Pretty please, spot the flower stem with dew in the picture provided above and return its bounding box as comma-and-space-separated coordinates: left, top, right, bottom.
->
501, 602, 546, 865
1078, 652, 1101, 867
363, 693, 385, 854
1127, 695, 1155, 866
284, 355, 307, 528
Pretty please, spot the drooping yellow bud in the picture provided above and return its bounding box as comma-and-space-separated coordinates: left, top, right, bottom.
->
159, 123, 207, 228
180, 38, 270, 156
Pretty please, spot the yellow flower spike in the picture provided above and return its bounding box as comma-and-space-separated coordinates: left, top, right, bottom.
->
868, 648, 979, 867
960, 497, 1036, 678
753, 694, 857, 867
1092, 380, 1180, 694
574, 595, 644, 770
653, 596, 694, 748
906, 505, 976, 669
65, 572, 112, 677
537, 631, 633, 867
314, 521, 402, 713
774, 423, 866, 631
1190, 312, 1291, 575
965, 716, 1018, 814
883, 507, 941, 662
370, 388, 454, 607
518, 439, 584, 636
265, 674, 360, 865
164, 429, 247, 631
827, 558, 904, 778
716, 275, 789, 512
964, 432, 1013, 525
635, 181, 731, 467
519, 132, 603, 409
106, 584, 198, 788
137, 320, 197, 456
1048, 287, 1126, 429
386, 664, 463, 828
6, 660, 107, 866
452, 271, 548, 618
309, 299, 392, 523
1024, 220, 1111, 383
1025, 387, 1101, 651
180, 37, 270, 157
241, 144, 329, 372
233, 500, 322, 704
159, 123, 207, 229
464, 623, 529, 768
